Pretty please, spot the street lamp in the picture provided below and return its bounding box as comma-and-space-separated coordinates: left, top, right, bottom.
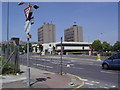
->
18, 1, 24, 5
18, 2, 39, 87
60, 37, 63, 75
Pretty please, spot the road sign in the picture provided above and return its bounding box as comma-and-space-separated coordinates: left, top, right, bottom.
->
24, 6, 32, 20
24, 20, 31, 33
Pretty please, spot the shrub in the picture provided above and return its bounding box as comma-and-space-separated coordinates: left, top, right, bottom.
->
2, 62, 15, 75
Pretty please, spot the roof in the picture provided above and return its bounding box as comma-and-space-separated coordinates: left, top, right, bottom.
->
43, 42, 92, 45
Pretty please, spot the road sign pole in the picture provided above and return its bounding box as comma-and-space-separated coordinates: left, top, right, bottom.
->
18, 2, 39, 87
26, 33, 30, 87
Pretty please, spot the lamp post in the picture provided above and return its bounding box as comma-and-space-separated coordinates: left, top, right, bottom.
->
7, 1, 9, 41
18, 2, 39, 87
60, 37, 63, 75
98, 33, 103, 41
6, 1, 9, 61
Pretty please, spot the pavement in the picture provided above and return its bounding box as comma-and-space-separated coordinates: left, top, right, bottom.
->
2, 65, 83, 89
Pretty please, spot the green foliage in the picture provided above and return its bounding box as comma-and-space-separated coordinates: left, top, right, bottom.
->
109, 45, 114, 51
102, 41, 111, 51
113, 41, 120, 51
2, 61, 15, 75
92, 40, 120, 52
92, 40, 102, 52
19, 45, 24, 52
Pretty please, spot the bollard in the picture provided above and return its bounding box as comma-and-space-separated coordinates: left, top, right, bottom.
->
97, 54, 101, 61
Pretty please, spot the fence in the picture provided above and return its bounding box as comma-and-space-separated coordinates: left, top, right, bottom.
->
1, 41, 20, 74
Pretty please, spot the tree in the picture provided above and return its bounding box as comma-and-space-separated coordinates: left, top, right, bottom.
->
19, 45, 24, 52
102, 41, 111, 51
113, 41, 120, 51
109, 45, 114, 51
92, 40, 102, 52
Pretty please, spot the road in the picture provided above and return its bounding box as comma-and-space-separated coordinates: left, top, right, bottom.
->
20, 54, 120, 88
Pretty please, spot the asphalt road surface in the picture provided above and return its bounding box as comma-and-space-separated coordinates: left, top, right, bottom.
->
20, 54, 120, 88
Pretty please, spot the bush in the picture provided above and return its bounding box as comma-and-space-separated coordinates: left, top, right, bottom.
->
2, 62, 15, 75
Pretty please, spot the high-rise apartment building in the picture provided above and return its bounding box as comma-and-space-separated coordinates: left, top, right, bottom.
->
64, 25, 83, 42
38, 23, 56, 44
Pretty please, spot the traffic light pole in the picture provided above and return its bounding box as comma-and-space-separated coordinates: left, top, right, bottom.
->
26, 33, 30, 86
60, 37, 63, 75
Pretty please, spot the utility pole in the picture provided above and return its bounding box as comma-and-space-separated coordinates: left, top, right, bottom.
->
60, 37, 63, 75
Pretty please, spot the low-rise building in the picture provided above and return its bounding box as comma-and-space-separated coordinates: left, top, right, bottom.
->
40, 42, 92, 55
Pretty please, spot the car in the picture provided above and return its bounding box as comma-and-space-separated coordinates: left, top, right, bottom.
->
102, 52, 120, 70
19, 52, 24, 55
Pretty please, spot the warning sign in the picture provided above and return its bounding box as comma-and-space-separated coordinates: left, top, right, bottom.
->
24, 6, 32, 20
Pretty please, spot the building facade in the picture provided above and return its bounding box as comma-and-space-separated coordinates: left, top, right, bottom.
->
64, 25, 83, 42
41, 42, 92, 55
31, 42, 92, 55
38, 23, 56, 44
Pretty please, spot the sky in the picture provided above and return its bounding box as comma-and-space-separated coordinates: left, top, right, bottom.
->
2, 2, 118, 45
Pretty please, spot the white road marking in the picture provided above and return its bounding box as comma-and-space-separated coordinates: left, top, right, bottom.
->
72, 67, 84, 70
51, 62, 58, 64
81, 79, 88, 81
103, 87, 109, 89
76, 62, 100, 66
95, 81, 100, 84
46, 66, 53, 68
101, 70, 114, 74
33, 63, 53, 68
91, 81, 100, 84
111, 85, 116, 88
85, 83, 94, 86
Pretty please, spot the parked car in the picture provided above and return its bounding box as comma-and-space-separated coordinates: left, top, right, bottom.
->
102, 52, 120, 70
19, 52, 24, 55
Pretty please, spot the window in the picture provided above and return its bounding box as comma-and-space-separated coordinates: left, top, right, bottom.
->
112, 54, 119, 59
117, 52, 120, 59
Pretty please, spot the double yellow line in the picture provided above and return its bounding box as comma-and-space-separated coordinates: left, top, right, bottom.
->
67, 73, 85, 89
